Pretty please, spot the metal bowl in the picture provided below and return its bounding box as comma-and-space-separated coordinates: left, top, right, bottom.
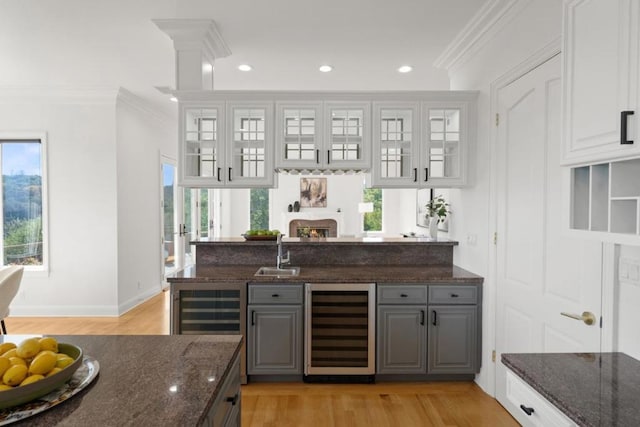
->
0, 343, 83, 409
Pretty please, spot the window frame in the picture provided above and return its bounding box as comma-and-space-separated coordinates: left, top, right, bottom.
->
0, 131, 49, 275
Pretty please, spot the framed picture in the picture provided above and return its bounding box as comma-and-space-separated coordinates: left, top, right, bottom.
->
416, 188, 434, 228
300, 178, 327, 207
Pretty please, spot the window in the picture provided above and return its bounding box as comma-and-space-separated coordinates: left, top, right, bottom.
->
363, 188, 382, 232
0, 135, 47, 269
250, 189, 269, 230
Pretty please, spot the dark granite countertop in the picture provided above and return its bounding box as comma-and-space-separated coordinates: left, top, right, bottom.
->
6, 335, 242, 426
502, 352, 640, 427
168, 264, 483, 284
193, 236, 459, 245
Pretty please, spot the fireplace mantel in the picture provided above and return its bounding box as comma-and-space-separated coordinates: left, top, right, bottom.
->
281, 212, 344, 237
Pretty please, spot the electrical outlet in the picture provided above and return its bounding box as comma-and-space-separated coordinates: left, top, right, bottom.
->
466, 234, 477, 246
620, 257, 640, 285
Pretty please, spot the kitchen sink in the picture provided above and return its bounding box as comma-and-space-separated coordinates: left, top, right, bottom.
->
254, 266, 300, 277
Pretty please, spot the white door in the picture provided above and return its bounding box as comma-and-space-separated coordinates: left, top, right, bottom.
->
495, 54, 603, 415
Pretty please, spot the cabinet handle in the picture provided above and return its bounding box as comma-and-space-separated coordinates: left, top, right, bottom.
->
413, 168, 418, 182
420, 310, 425, 325
316, 149, 320, 164
621, 111, 635, 144
226, 393, 239, 406
271, 293, 279, 298
217, 167, 222, 182
450, 293, 459, 298
400, 293, 408, 298
431, 310, 437, 326
251, 311, 255, 326
519, 404, 535, 416
228, 167, 232, 182
424, 167, 429, 182
327, 150, 331, 164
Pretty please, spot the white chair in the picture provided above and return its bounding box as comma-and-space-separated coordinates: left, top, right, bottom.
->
0, 266, 24, 334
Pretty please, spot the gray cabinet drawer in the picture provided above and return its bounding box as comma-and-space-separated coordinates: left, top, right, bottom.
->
248, 284, 303, 304
377, 284, 428, 305
429, 285, 477, 304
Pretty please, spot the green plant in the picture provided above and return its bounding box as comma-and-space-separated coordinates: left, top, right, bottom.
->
426, 195, 450, 223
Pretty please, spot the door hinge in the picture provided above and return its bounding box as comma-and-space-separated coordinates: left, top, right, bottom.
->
495, 113, 500, 126
492, 350, 496, 363
600, 316, 603, 328
493, 232, 498, 245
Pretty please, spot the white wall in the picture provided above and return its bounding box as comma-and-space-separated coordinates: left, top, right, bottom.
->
1, 88, 177, 316
115, 90, 177, 312
445, 0, 563, 394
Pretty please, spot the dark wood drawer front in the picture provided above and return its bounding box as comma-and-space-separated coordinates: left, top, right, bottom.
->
429, 285, 477, 304
377, 284, 428, 305
248, 284, 303, 304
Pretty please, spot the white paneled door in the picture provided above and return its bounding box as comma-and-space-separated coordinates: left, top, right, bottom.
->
494, 54, 603, 412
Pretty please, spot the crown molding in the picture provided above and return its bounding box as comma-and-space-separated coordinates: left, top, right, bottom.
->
0, 86, 120, 104
434, 0, 532, 73
152, 19, 231, 61
116, 88, 175, 123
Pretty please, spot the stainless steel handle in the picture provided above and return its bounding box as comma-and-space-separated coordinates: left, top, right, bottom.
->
561, 311, 596, 326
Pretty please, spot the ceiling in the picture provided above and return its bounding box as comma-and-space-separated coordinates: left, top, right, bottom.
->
0, 0, 486, 117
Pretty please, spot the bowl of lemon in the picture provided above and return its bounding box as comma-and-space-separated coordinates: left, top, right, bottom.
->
0, 337, 83, 409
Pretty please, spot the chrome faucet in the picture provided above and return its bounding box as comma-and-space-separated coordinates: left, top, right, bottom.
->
276, 233, 290, 269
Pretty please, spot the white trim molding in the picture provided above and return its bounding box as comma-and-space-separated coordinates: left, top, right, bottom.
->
0, 86, 119, 105
434, 0, 532, 75
117, 88, 175, 123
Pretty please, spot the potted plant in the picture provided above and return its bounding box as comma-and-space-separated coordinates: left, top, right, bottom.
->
425, 195, 450, 238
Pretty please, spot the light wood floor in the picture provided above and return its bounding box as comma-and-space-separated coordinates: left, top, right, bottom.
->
5, 291, 517, 427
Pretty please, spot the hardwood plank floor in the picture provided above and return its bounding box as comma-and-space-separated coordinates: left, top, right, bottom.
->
4, 290, 517, 426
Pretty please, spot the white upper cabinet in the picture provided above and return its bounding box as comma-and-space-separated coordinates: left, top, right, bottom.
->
371, 96, 474, 188
180, 103, 226, 187
562, 0, 640, 165
371, 102, 420, 187
324, 102, 371, 170
275, 102, 323, 170
179, 101, 275, 188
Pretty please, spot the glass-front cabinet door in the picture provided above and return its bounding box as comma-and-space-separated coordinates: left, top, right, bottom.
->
275, 102, 323, 170
421, 101, 470, 187
180, 103, 225, 187
371, 102, 419, 187
227, 102, 275, 187
324, 102, 371, 170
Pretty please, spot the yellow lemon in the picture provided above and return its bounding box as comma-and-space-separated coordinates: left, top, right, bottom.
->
0, 384, 12, 391
0, 342, 16, 355
56, 355, 75, 369
16, 338, 41, 359
0, 357, 10, 377
46, 367, 62, 377
28, 351, 57, 375
1, 348, 17, 359
38, 337, 58, 353
20, 374, 45, 386
9, 357, 27, 367
3, 364, 28, 386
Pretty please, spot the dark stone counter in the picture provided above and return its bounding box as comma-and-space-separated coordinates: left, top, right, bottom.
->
8, 335, 242, 426
502, 352, 640, 427
168, 264, 483, 284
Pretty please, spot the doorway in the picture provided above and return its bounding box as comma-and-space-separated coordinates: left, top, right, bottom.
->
493, 52, 603, 409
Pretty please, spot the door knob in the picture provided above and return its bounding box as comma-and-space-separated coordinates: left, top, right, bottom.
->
560, 311, 596, 326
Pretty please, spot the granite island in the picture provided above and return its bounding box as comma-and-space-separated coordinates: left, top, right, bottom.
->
3, 335, 242, 427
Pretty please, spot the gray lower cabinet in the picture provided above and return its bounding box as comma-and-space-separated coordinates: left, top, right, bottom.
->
376, 284, 428, 374
202, 351, 241, 427
247, 283, 303, 375
427, 285, 480, 374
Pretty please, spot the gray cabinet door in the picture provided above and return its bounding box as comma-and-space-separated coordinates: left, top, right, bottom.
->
427, 305, 478, 374
377, 305, 427, 374
247, 305, 302, 375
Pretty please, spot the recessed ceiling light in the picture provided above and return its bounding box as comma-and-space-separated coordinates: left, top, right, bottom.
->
203, 63, 213, 72
319, 65, 333, 73
398, 65, 413, 73
238, 64, 252, 72
169, 96, 178, 102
